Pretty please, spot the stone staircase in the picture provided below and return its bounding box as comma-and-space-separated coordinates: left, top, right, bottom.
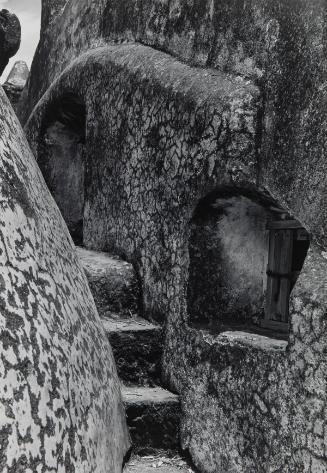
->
77, 247, 182, 455
102, 318, 162, 387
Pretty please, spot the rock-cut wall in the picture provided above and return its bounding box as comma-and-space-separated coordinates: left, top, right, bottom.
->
23, 1, 327, 472
24, 40, 327, 473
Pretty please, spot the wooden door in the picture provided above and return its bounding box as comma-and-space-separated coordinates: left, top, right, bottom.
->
265, 229, 293, 324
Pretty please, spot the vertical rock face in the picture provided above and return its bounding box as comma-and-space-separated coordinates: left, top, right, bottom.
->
41, 0, 68, 30
3, 60, 29, 112
0, 9, 21, 76
0, 83, 130, 470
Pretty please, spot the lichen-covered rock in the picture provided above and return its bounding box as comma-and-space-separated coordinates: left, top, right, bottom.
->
3, 60, 29, 112
0, 87, 129, 470
0, 9, 20, 76
22, 1, 327, 472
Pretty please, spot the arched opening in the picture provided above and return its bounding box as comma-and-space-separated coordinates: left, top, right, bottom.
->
187, 189, 310, 335
39, 93, 86, 245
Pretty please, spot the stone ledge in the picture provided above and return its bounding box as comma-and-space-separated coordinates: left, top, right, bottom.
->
77, 246, 140, 318
198, 329, 288, 352
122, 386, 179, 406
124, 454, 196, 473
123, 386, 180, 451
77, 246, 133, 274
105, 318, 163, 386
103, 317, 160, 333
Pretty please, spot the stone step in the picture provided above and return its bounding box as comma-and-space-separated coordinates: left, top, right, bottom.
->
103, 317, 163, 386
122, 386, 180, 452
124, 454, 197, 472
77, 246, 140, 318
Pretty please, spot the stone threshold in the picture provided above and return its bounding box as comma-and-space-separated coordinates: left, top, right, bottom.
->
124, 453, 197, 472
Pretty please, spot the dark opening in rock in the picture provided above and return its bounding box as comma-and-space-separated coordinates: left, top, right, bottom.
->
187, 188, 310, 334
39, 93, 86, 244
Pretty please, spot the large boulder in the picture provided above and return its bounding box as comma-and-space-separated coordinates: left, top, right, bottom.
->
0, 82, 130, 470
0, 9, 20, 76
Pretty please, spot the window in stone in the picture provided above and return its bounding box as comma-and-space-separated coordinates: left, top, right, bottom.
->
187, 191, 273, 330
262, 221, 310, 332
187, 189, 310, 336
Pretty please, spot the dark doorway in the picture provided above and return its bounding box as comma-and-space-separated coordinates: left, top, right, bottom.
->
39, 93, 86, 245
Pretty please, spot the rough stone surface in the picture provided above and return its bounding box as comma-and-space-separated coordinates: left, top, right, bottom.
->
26, 43, 259, 326
125, 454, 197, 473
78, 247, 141, 318
0, 9, 20, 77
2, 61, 29, 112
104, 318, 163, 386
22, 1, 327, 473
0, 87, 130, 471
123, 386, 180, 452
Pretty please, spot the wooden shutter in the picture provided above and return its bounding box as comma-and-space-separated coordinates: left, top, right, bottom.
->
265, 229, 293, 325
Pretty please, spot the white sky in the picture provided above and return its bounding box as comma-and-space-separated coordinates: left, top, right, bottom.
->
0, 0, 41, 80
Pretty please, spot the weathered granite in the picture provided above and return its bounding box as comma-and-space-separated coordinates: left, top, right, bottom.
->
3, 61, 29, 112
22, 1, 327, 472
123, 386, 180, 452
77, 247, 141, 318
176, 246, 327, 473
0, 9, 20, 77
0, 86, 130, 470
103, 318, 163, 386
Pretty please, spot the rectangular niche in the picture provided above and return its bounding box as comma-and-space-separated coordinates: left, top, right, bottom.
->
187, 189, 310, 337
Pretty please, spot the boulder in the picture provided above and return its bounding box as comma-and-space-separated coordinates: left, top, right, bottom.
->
0, 83, 130, 470
0, 9, 20, 76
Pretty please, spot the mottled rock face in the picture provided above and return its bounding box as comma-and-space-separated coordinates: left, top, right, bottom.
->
23, 1, 327, 472
3, 61, 29, 112
0, 88, 129, 471
0, 9, 20, 76
41, 0, 68, 29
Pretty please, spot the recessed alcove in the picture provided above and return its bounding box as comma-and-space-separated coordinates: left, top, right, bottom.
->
38, 93, 86, 244
187, 189, 310, 336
